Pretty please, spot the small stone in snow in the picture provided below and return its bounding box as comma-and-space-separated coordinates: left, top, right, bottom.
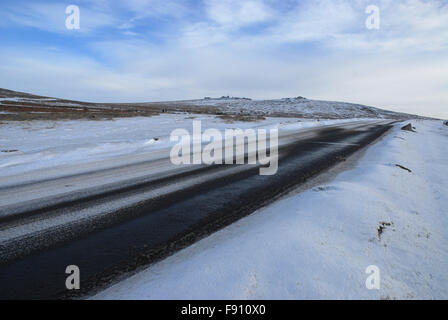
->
401, 123, 416, 132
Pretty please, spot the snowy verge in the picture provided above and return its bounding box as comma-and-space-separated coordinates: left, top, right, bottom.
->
93, 120, 448, 300
0, 114, 367, 177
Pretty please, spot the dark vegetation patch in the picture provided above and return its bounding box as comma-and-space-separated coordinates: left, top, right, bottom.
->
378, 221, 393, 239
216, 114, 266, 123
401, 123, 416, 132
313, 186, 338, 192
396, 164, 412, 173
0, 104, 159, 121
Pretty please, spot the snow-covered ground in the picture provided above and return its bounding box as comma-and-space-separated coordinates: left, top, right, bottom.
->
0, 114, 363, 177
0, 97, 56, 102
159, 97, 420, 119
93, 120, 448, 300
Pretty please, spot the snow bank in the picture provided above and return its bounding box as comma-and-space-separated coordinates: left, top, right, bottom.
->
93, 120, 448, 300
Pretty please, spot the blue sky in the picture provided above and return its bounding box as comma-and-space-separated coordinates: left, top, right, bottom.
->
0, 0, 447, 118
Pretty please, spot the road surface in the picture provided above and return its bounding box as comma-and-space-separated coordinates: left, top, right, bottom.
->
0, 120, 395, 299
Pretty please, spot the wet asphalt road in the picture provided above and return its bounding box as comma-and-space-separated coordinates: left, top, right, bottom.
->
0, 121, 394, 299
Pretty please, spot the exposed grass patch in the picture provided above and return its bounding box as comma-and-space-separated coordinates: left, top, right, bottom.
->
216, 114, 266, 123
0, 105, 159, 121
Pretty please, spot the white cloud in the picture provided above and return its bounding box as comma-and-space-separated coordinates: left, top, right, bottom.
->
0, 1, 117, 34
328, 0, 448, 52
301, 54, 448, 119
0, 47, 180, 102
206, 0, 272, 28
0, 0, 447, 118
122, 0, 193, 28
267, 0, 360, 43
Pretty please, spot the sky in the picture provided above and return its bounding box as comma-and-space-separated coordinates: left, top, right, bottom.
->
0, 0, 447, 118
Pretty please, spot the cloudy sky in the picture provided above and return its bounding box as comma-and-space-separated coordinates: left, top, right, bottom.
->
0, 0, 447, 118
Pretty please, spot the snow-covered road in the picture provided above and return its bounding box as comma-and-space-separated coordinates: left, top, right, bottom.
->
93, 120, 448, 300
0, 117, 394, 299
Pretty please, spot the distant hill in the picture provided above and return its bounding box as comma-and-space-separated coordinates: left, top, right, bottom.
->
0, 88, 432, 120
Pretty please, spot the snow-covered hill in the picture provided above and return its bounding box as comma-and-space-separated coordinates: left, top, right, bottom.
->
157, 96, 429, 120
0, 88, 431, 120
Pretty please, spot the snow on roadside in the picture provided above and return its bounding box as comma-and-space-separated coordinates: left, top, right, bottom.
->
0, 115, 365, 177
93, 120, 448, 300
